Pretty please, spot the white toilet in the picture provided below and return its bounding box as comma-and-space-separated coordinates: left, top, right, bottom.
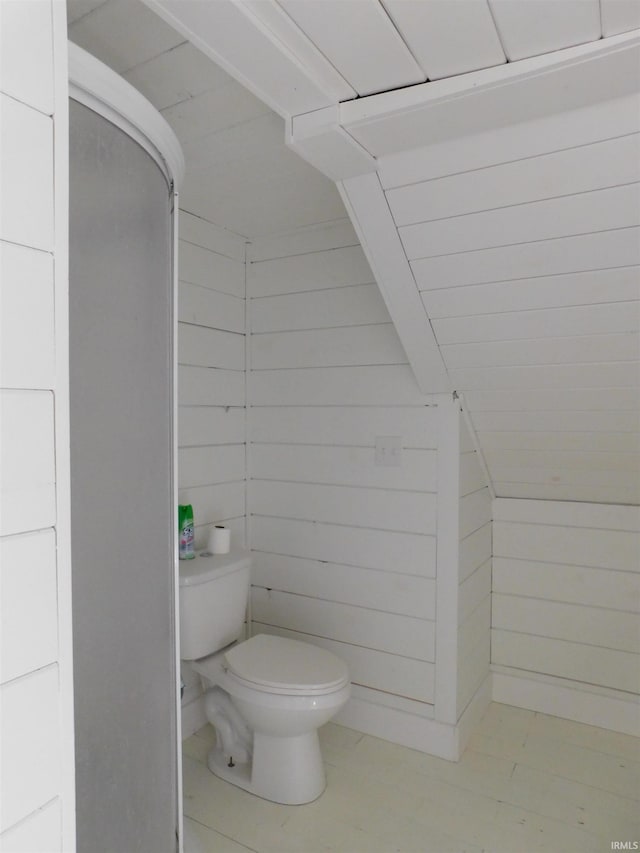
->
179, 549, 350, 805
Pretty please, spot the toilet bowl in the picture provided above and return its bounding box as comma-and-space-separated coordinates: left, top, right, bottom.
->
179, 551, 351, 805
193, 633, 350, 805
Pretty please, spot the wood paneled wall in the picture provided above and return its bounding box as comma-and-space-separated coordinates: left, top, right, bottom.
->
0, 3, 74, 849
493, 498, 640, 732
457, 420, 492, 719
177, 211, 247, 549
379, 93, 640, 505
247, 220, 441, 715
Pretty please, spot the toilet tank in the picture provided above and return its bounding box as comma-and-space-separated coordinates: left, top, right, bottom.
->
178, 549, 251, 660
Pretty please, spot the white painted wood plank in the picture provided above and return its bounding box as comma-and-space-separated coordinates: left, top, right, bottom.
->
67, 0, 105, 24
459, 559, 492, 626
460, 523, 492, 583
382, 0, 505, 80
479, 430, 640, 453
0, 95, 53, 251
0, 798, 61, 853
459, 597, 491, 658
459, 418, 476, 453
460, 488, 492, 539
464, 388, 640, 412
422, 267, 640, 319
251, 324, 407, 370
178, 444, 245, 489
247, 218, 358, 262
493, 558, 640, 613
338, 172, 451, 395
180, 481, 245, 529
387, 134, 640, 227
248, 245, 373, 298
144, 0, 338, 116
441, 330, 640, 369
434, 302, 640, 344
178, 324, 245, 370
466, 398, 639, 422
488, 0, 601, 61
179, 210, 246, 262
251, 587, 435, 661
379, 94, 640, 189
253, 623, 435, 702
493, 594, 640, 654
161, 80, 269, 143
490, 464, 640, 490
0, 0, 53, 114
493, 498, 640, 531
458, 631, 491, 715
434, 395, 460, 724
491, 629, 639, 694
485, 449, 640, 473
250, 444, 437, 491
179, 282, 245, 333
250, 365, 430, 406
0, 665, 60, 832
345, 33, 640, 162
251, 551, 436, 619
180, 240, 245, 297
460, 452, 487, 497
493, 481, 640, 505
0, 242, 55, 389
0, 390, 55, 536
400, 184, 640, 260
178, 406, 245, 447
250, 479, 436, 535
278, 0, 424, 96
601, 0, 640, 35
474, 412, 640, 437
178, 365, 245, 407
250, 405, 438, 448
451, 362, 640, 392
412, 228, 640, 291
250, 283, 390, 333
0, 530, 57, 684
68, 0, 183, 74
251, 516, 437, 577
123, 41, 236, 111
494, 520, 640, 571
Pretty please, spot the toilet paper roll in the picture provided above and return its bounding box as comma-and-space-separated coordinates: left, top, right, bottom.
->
208, 525, 231, 555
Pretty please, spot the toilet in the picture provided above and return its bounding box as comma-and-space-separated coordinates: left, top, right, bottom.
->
179, 549, 350, 805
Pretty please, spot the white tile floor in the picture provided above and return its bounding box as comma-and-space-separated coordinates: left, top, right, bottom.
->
182, 703, 640, 853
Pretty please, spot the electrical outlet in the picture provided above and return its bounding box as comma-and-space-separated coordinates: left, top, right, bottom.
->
374, 435, 402, 467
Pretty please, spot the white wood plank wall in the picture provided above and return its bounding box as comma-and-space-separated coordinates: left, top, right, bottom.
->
457, 419, 492, 719
493, 499, 640, 724
247, 220, 440, 711
177, 211, 247, 550
0, 2, 73, 849
380, 94, 640, 505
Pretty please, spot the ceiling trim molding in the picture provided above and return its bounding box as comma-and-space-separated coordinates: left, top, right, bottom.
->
291, 30, 640, 180
286, 106, 375, 182
338, 173, 451, 396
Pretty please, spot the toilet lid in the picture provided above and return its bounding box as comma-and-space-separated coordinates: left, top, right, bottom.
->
224, 634, 349, 694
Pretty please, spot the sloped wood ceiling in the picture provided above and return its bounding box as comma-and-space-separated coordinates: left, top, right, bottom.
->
97, 0, 640, 504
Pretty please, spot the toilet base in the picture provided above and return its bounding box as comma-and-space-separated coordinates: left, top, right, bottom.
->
207, 729, 326, 805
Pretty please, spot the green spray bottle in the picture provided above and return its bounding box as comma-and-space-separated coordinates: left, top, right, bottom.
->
178, 504, 195, 560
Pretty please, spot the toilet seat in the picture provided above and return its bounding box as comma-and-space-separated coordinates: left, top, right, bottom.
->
224, 634, 349, 696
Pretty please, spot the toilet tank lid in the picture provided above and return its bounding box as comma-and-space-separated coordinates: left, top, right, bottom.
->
224, 634, 349, 692
178, 549, 250, 587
